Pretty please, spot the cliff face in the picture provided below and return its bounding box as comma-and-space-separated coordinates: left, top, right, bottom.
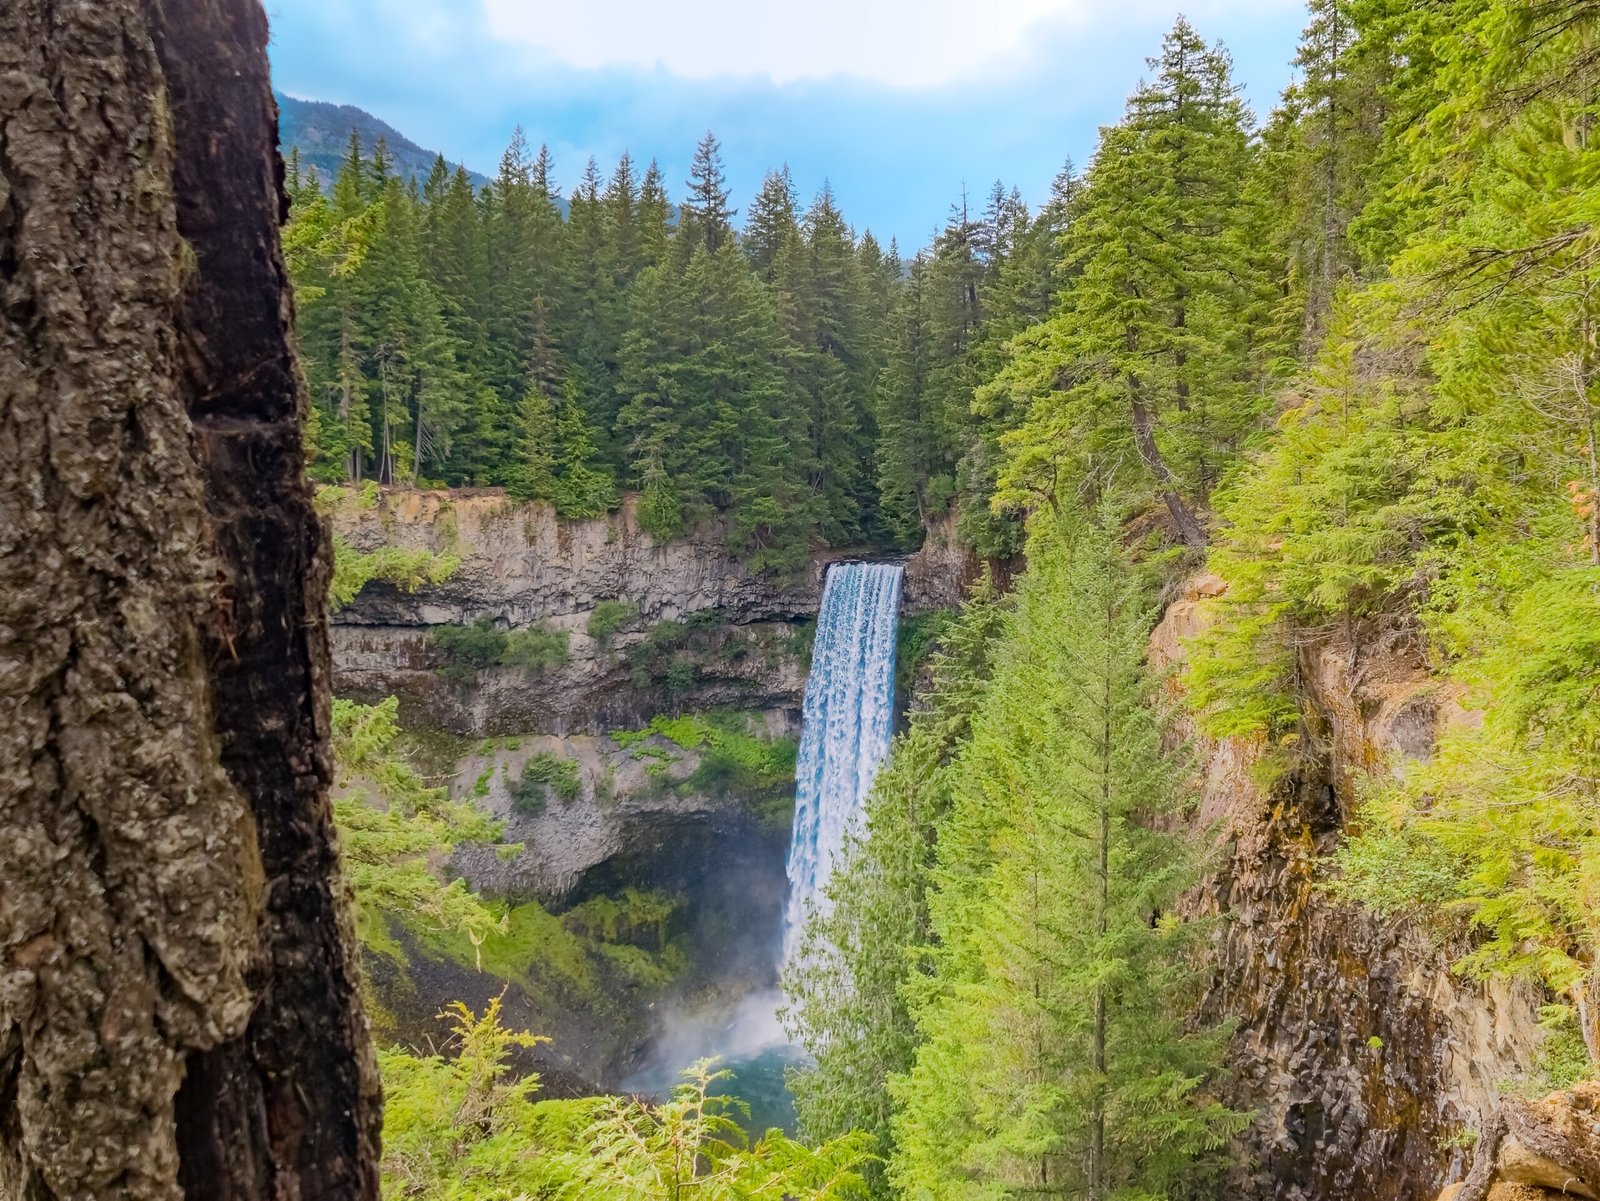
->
329, 489, 965, 1092
329, 491, 961, 736
1153, 576, 1543, 1201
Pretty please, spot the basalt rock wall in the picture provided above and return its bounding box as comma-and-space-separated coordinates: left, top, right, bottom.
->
1153, 575, 1544, 1201
328, 490, 966, 735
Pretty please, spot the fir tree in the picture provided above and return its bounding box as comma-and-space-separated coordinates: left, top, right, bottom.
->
890, 509, 1245, 1200
682, 131, 736, 254
745, 165, 799, 280
994, 18, 1268, 548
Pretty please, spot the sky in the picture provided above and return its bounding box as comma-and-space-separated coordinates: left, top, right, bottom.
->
265, 0, 1311, 250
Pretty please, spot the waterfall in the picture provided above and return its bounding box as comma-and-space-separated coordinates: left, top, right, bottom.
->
782, 562, 904, 963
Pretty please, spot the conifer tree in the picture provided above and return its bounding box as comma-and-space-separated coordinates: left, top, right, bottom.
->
604, 151, 644, 285
746, 165, 800, 280
890, 509, 1245, 1200
873, 256, 942, 546
994, 19, 1267, 548
777, 184, 875, 544
508, 297, 564, 503
682, 131, 736, 254
637, 158, 672, 268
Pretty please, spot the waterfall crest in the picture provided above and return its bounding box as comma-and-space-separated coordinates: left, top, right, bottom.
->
782, 562, 904, 962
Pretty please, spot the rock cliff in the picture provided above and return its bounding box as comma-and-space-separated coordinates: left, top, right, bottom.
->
327, 488, 966, 1092
1153, 575, 1544, 1201
328, 490, 964, 736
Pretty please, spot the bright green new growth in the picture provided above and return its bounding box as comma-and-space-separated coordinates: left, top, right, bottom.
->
887, 512, 1245, 1199
616, 712, 798, 806
329, 696, 507, 957
1179, 0, 1600, 1071
330, 537, 460, 609
380, 998, 874, 1200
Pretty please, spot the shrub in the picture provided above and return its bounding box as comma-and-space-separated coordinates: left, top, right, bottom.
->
431, 617, 569, 679
500, 626, 571, 672
330, 539, 459, 609
615, 713, 796, 804
508, 770, 547, 817
587, 599, 641, 647
509, 751, 583, 816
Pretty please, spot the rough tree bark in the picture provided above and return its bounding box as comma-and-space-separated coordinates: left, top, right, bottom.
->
0, 2, 381, 1198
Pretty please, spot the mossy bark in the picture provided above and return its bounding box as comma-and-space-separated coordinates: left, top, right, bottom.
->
0, 1, 380, 1197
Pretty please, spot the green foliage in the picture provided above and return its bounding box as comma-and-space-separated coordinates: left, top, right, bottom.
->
690, 736, 796, 807
1176, 0, 1600, 1073
616, 713, 798, 810
991, 19, 1272, 547
377, 995, 563, 1199
620, 616, 773, 702
557, 1059, 875, 1200
431, 617, 570, 678
887, 512, 1245, 1198
330, 538, 459, 609
783, 576, 1005, 1196
587, 599, 642, 646
510, 750, 583, 815
380, 1000, 869, 1200
294, 128, 1015, 561
1333, 569, 1600, 1061
894, 609, 958, 709
329, 697, 507, 956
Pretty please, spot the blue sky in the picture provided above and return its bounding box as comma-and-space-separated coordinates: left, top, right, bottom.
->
265, 0, 1311, 250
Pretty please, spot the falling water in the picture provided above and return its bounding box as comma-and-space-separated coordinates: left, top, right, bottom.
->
624, 563, 903, 1128
782, 562, 905, 963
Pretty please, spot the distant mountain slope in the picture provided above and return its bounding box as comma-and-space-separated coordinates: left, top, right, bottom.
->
276, 91, 489, 190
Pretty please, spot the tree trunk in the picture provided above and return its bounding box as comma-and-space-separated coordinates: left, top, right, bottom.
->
1129, 392, 1208, 549
0, 3, 382, 1199
1088, 602, 1114, 1201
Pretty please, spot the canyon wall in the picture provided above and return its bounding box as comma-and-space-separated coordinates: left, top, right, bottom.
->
328, 490, 1541, 1193
329, 489, 966, 735
328, 488, 969, 1091
1153, 576, 1543, 1201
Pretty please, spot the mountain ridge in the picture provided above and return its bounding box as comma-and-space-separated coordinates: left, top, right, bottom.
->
275, 90, 490, 191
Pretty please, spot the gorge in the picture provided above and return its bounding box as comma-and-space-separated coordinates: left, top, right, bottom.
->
328, 490, 950, 1100
328, 487, 1550, 1201
18, 2, 1600, 1198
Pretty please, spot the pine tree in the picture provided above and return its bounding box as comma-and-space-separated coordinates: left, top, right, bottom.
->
873, 256, 942, 546
508, 297, 564, 502
995, 19, 1268, 548
681, 131, 736, 254
637, 158, 672, 268
745, 165, 799, 280
604, 151, 644, 285
889, 509, 1245, 1200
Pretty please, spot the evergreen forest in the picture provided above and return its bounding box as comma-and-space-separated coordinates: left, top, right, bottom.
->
282, 0, 1600, 1196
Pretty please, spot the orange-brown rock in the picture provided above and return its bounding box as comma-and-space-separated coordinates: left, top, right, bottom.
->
1151, 576, 1542, 1201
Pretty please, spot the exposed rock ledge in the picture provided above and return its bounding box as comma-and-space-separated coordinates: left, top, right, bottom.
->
328, 489, 971, 735
1438, 1084, 1600, 1201
330, 489, 965, 627
1152, 573, 1544, 1201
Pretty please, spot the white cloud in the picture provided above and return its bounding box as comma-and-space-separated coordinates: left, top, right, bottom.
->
481, 0, 1098, 88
